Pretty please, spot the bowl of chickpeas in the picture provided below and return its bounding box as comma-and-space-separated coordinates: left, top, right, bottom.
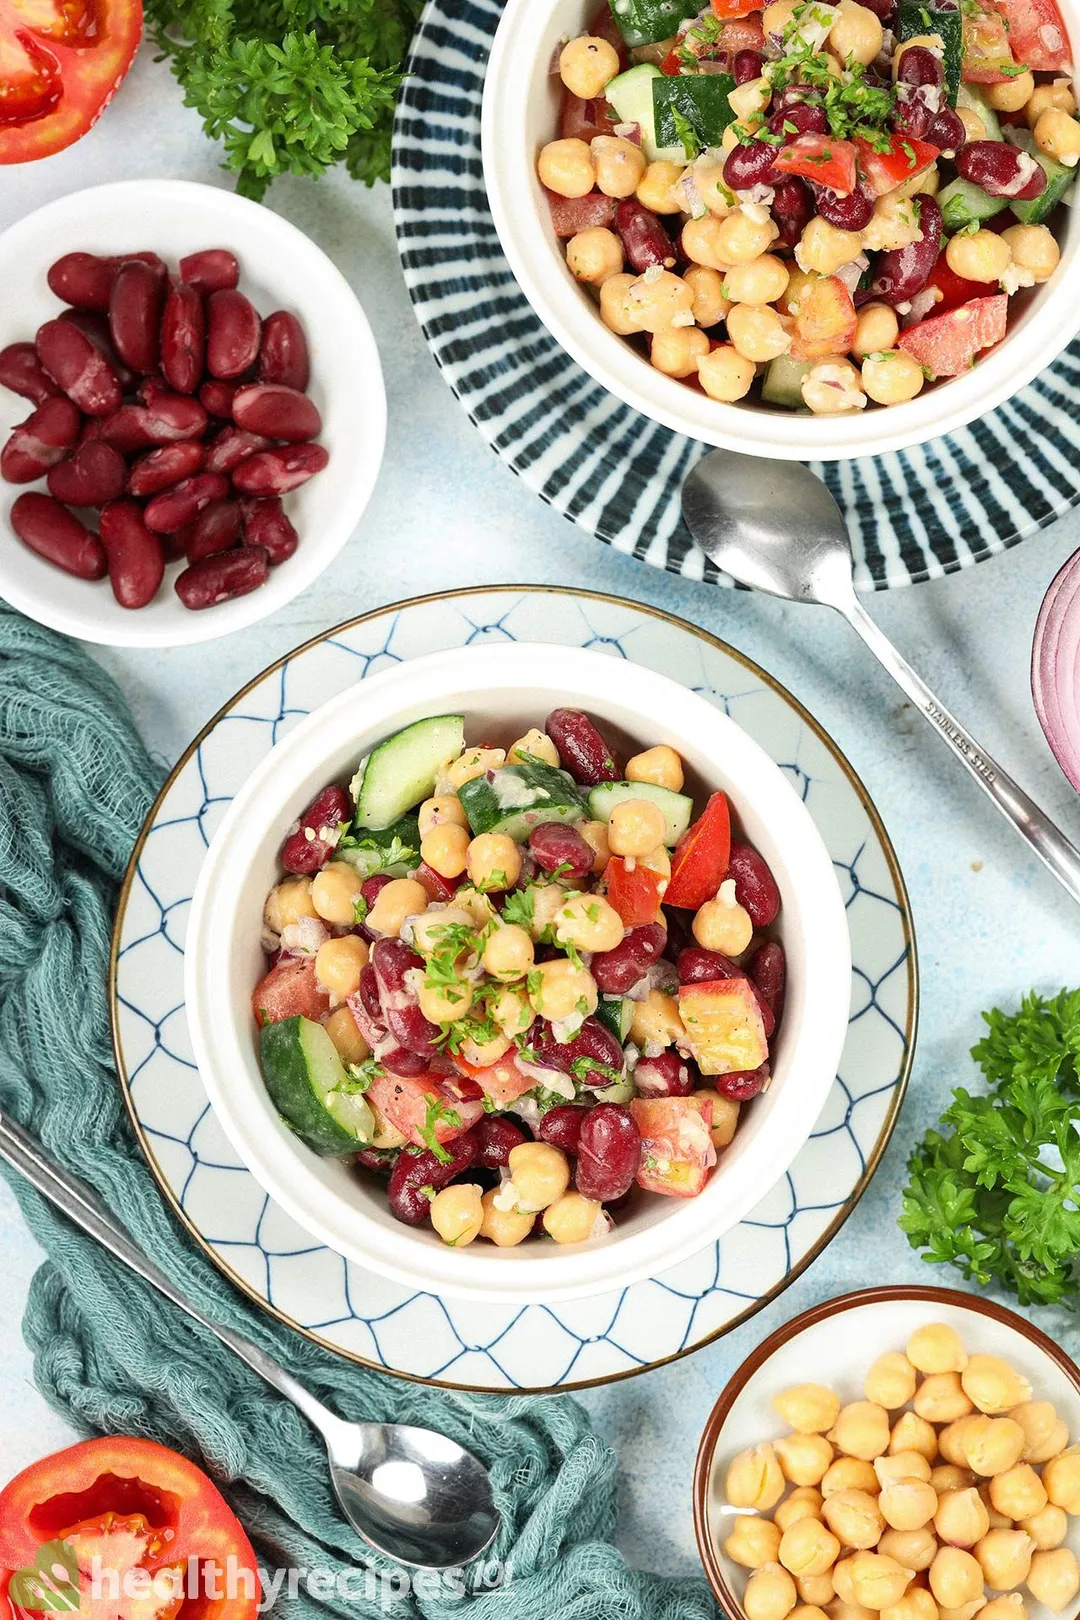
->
481, 0, 1080, 459
184, 641, 851, 1306
694, 1285, 1080, 1620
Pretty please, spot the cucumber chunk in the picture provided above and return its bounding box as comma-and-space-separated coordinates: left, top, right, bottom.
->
458, 759, 589, 842
957, 83, 1001, 142
605, 63, 673, 161
260, 1016, 375, 1156
1009, 128, 1075, 225
597, 994, 634, 1042
586, 779, 694, 845
762, 354, 814, 409
653, 74, 737, 158
608, 0, 699, 48
352, 715, 464, 831
898, 3, 962, 102
337, 813, 421, 880
938, 175, 1007, 232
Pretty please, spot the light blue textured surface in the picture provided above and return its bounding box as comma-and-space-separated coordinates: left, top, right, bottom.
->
2, 50, 1080, 1577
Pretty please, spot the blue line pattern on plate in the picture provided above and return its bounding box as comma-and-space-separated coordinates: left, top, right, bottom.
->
113, 590, 913, 1391
390, 0, 1080, 593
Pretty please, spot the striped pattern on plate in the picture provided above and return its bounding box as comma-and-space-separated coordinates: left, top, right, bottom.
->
391, 0, 1080, 591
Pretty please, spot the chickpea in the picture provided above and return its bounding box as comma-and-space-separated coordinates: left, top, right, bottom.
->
936, 1602, 988, 1620
828, 0, 883, 63
314, 934, 369, 998
1036, 106, 1080, 165
566, 226, 624, 285
774, 1384, 843, 1436
528, 956, 597, 1022
989, 1464, 1046, 1523
692, 1088, 739, 1148
466, 831, 521, 893
727, 302, 793, 364
698, 343, 756, 402
461, 1027, 512, 1069
600, 272, 644, 335
824, 1490, 886, 1550
1020, 1504, 1067, 1550
651, 325, 711, 379
861, 351, 924, 407
932, 1467, 975, 1495
915, 1374, 975, 1426
310, 860, 365, 926
417, 977, 474, 1024
508, 728, 559, 768
876, 1453, 933, 1487
625, 270, 695, 333
1010, 1401, 1068, 1465
526, 880, 569, 941
637, 159, 685, 214
777, 1434, 836, 1488
623, 744, 683, 793
630, 987, 685, 1049
684, 264, 731, 328
831, 1605, 878, 1620
934, 1489, 990, 1549
960, 1357, 1032, 1417
728, 1514, 784, 1568
695, 156, 738, 215
479, 1186, 534, 1248
367, 876, 429, 938
762, 0, 800, 35
792, 1606, 830, 1620
880, 1481, 938, 1533
1028, 1548, 1080, 1612
1000, 224, 1060, 283
693, 892, 755, 955
507, 1141, 570, 1213
879, 1528, 938, 1573
957, 104, 988, 141
882, 1593, 939, 1620
410, 905, 474, 957
726, 254, 790, 308
929, 1548, 983, 1610
987, 66, 1037, 110
962, 1418, 1026, 1479
324, 1005, 370, 1066
605, 797, 664, 859
798, 1574, 836, 1608
980, 1482, 1012, 1531
543, 1190, 602, 1243
865, 1353, 918, 1411
591, 134, 648, 199
978, 1600, 1025, 1620
939, 1419, 981, 1469
832, 1402, 892, 1462
429, 1183, 484, 1247
861, 192, 924, 253
1043, 1445, 1080, 1513
538, 137, 595, 199
682, 214, 730, 271
1026, 79, 1076, 127
558, 33, 619, 97
802, 361, 867, 416
490, 982, 533, 1040
975, 1529, 1034, 1590
891, 1413, 939, 1463
571, 820, 607, 877
946, 229, 1012, 285
746, 1563, 799, 1620
781, 1518, 842, 1578
446, 747, 505, 789
715, 209, 780, 265
727, 1444, 788, 1511
418, 794, 467, 836
797, 216, 864, 276
850, 1552, 913, 1611
482, 923, 534, 982
264, 875, 318, 934
834, 1557, 860, 1603
553, 890, 625, 954
824, 1457, 881, 1496
421, 821, 471, 880
908, 1324, 969, 1376
456, 883, 499, 928
777, 1488, 826, 1532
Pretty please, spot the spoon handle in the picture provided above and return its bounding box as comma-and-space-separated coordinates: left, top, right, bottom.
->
0, 1109, 343, 1443
842, 596, 1080, 905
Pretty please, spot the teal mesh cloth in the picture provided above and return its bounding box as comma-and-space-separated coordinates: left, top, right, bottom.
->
0, 603, 718, 1620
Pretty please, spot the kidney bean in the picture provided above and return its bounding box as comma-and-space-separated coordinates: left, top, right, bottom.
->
239, 496, 298, 565
858, 0, 896, 21
591, 922, 667, 995
371, 936, 426, 1001
206, 288, 262, 379
722, 139, 779, 192
0, 342, 61, 405
144, 472, 230, 534
896, 43, 944, 86
161, 283, 206, 395
46, 441, 127, 506
204, 425, 271, 475
137, 375, 169, 407
770, 100, 828, 137
957, 140, 1047, 199
474, 1115, 528, 1169
186, 499, 242, 562
615, 197, 675, 272
870, 194, 942, 306
142, 392, 209, 444
634, 1050, 695, 1098
531, 1016, 624, 1078
231, 442, 329, 495
258, 310, 310, 390
36, 319, 122, 417
232, 383, 321, 442
1, 397, 82, 483
733, 48, 764, 82
174, 545, 269, 609
815, 183, 874, 230
387, 1130, 479, 1225
58, 310, 138, 394
178, 249, 239, 295
97, 407, 155, 454
99, 499, 165, 608
199, 379, 238, 418
678, 946, 775, 1036
356, 962, 385, 1024
385, 1001, 443, 1056
545, 707, 619, 785
539, 1105, 586, 1154
159, 529, 191, 563
771, 175, 814, 249
10, 492, 106, 579
716, 1063, 769, 1101
108, 259, 166, 375
747, 940, 785, 1018
126, 441, 205, 497
527, 821, 594, 879
892, 83, 935, 140
576, 1103, 640, 1202
355, 1146, 398, 1175
279, 783, 351, 876
926, 105, 966, 154
47, 251, 118, 311
361, 874, 393, 912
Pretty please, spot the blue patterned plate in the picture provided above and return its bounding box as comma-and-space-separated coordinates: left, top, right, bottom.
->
391, 0, 1080, 592
110, 587, 916, 1392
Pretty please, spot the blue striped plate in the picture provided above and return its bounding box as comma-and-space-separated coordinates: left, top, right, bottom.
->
391, 0, 1080, 591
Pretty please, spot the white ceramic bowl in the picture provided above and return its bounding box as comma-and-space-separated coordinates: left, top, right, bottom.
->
185, 642, 851, 1306
481, 0, 1080, 461
0, 179, 386, 646
695, 1285, 1080, 1620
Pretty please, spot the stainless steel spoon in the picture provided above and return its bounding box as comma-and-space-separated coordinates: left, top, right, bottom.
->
0, 1109, 499, 1571
682, 449, 1080, 906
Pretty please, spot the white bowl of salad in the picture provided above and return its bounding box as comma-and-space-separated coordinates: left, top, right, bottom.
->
185, 643, 851, 1305
481, 0, 1080, 458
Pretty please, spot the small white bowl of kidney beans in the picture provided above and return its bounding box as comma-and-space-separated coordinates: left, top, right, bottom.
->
0, 179, 385, 646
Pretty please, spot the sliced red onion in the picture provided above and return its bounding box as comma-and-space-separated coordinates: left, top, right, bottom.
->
902, 284, 941, 326
1033, 547, 1080, 793
280, 916, 330, 956
613, 121, 642, 145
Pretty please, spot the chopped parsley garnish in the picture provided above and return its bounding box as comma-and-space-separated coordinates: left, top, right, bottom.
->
563, 938, 584, 970
343, 1058, 383, 1093
423, 919, 480, 989
570, 1055, 624, 1086
501, 888, 535, 930
352, 894, 369, 926
671, 106, 702, 160
420, 1094, 462, 1164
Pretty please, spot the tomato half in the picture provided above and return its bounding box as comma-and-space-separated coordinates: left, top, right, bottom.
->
855, 134, 939, 197
0, 0, 142, 164
0, 1437, 259, 1620
664, 791, 731, 910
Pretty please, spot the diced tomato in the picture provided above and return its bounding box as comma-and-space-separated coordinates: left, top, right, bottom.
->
664, 11, 764, 69
630, 1096, 718, 1198
665, 790, 731, 910
455, 1052, 534, 1109
856, 134, 940, 197
923, 251, 989, 313
678, 977, 770, 1075
898, 295, 1008, 379
560, 90, 620, 143
605, 855, 664, 926
990, 0, 1070, 67
774, 134, 857, 196
0, 0, 143, 165
545, 187, 618, 239
963, 10, 1019, 80
366, 1070, 484, 1149
659, 46, 684, 73
252, 956, 330, 1027
789, 275, 857, 362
